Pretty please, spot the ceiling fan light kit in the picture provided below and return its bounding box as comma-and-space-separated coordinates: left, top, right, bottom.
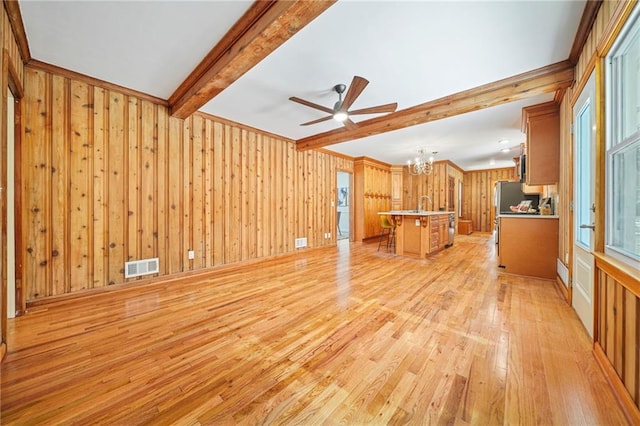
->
289, 76, 397, 129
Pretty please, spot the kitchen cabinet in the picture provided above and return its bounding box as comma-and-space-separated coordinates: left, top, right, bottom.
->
380, 211, 452, 257
353, 158, 392, 242
498, 215, 559, 279
522, 102, 560, 185
458, 220, 473, 235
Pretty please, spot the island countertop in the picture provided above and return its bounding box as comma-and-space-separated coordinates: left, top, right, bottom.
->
378, 210, 455, 216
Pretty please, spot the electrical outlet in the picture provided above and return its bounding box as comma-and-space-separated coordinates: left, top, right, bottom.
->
415, 219, 420, 226
327, 232, 331, 239
188, 250, 195, 260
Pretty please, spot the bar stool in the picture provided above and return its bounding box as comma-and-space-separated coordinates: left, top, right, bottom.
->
378, 215, 396, 252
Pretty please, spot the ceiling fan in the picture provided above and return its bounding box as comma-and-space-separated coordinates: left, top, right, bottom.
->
289, 76, 397, 130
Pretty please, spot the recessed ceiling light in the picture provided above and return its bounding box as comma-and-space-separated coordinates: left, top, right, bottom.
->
489, 159, 496, 165
501, 148, 511, 153
498, 139, 509, 144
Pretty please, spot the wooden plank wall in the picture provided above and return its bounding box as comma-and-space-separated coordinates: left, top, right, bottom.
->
401, 161, 464, 229
462, 167, 515, 232
21, 66, 353, 301
596, 265, 640, 410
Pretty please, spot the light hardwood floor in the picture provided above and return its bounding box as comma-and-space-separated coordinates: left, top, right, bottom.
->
0, 234, 629, 424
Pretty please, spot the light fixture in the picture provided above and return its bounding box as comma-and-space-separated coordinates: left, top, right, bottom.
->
407, 149, 437, 175
498, 139, 509, 144
332, 83, 348, 122
333, 110, 348, 122
501, 148, 511, 153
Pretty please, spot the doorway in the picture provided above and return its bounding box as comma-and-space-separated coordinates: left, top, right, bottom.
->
337, 171, 351, 241
572, 72, 595, 338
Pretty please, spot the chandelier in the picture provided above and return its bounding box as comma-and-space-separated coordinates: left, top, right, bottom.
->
407, 149, 437, 175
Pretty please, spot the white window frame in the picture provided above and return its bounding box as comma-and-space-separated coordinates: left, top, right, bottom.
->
605, 4, 640, 270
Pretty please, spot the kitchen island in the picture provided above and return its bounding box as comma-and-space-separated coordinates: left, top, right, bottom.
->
378, 211, 453, 257
497, 214, 559, 279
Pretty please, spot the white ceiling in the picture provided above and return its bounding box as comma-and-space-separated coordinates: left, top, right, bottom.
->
19, 0, 586, 171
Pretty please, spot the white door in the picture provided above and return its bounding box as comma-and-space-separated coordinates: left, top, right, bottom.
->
573, 72, 596, 338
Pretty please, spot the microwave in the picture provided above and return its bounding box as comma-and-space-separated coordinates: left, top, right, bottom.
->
518, 154, 526, 183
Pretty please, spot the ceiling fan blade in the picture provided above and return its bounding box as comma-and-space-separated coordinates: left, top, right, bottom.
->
348, 102, 398, 115
339, 76, 369, 112
289, 97, 334, 114
300, 115, 333, 126
343, 118, 358, 130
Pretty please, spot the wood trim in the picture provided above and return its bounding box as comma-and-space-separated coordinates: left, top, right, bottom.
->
3, 0, 30, 62
594, 342, 640, 425
352, 156, 391, 170
594, 252, 640, 297
26, 60, 169, 106
570, 53, 597, 107
594, 58, 606, 253
446, 160, 465, 174
192, 110, 294, 143
554, 276, 569, 302
26, 244, 319, 308
169, 0, 335, 119
569, 0, 603, 64
596, 0, 638, 57
4, 49, 23, 315
296, 60, 575, 151
0, 341, 5, 362
317, 148, 354, 161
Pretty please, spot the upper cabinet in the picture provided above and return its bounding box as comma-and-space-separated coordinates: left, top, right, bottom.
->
522, 102, 560, 185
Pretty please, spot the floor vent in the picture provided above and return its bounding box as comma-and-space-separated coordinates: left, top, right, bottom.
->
125, 258, 160, 278
295, 237, 308, 248
557, 258, 569, 287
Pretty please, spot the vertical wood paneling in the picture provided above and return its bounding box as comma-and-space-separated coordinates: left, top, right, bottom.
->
92, 87, 106, 288
69, 80, 90, 292
24, 69, 47, 299
203, 120, 213, 267
596, 263, 640, 409
212, 121, 224, 266
624, 288, 637, 402
107, 92, 125, 285
156, 105, 168, 275
50, 75, 67, 295
167, 117, 183, 274
183, 118, 192, 270
462, 168, 515, 232
22, 66, 354, 302
191, 116, 204, 268
140, 100, 155, 262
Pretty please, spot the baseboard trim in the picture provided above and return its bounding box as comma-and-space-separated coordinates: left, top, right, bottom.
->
594, 342, 640, 425
26, 245, 335, 308
554, 275, 570, 303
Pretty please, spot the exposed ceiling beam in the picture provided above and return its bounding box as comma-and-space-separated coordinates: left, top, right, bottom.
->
169, 0, 335, 119
296, 60, 575, 151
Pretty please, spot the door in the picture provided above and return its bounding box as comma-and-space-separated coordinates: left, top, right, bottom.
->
573, 72, 596, 338
336, 171, 351, 241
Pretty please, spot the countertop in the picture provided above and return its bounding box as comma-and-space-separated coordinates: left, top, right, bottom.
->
498, 213, 559, 219
378, 210, 455, 216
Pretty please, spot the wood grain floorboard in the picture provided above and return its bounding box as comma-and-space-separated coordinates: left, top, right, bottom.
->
0, 234, 630, 425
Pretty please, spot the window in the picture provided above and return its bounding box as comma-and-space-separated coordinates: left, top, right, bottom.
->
606, 5, 640, 269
